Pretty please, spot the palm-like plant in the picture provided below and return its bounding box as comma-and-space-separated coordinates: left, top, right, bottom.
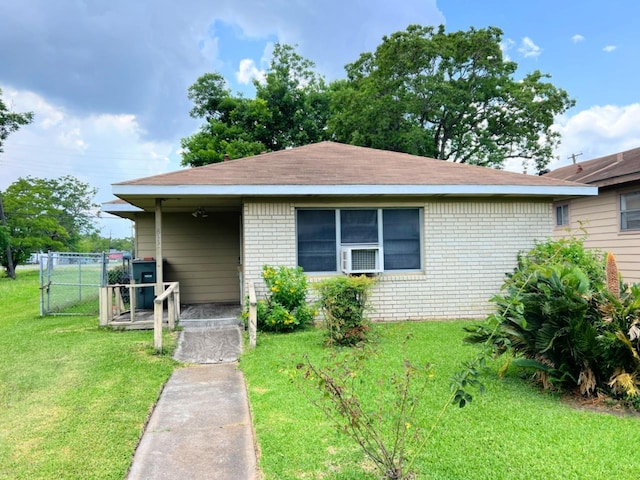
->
465, 240, 640, 402
492, 265, 601, 394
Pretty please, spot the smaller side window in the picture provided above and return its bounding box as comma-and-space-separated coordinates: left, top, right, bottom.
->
620, 192, 640, 231
555, 204, 569, 227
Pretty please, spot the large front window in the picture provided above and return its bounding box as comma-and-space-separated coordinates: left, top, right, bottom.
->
296, 208, 422, 273
621, 192, 640, 231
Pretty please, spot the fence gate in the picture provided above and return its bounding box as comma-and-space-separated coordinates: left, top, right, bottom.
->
39, 252, 108, 316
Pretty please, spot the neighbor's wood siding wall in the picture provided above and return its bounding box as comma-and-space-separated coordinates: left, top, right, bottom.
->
135, 212, 241, 304
553, 186, 640, 283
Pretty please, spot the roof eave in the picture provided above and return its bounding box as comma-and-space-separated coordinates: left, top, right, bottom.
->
101, 201, 144, 214
112, 184, 598, 197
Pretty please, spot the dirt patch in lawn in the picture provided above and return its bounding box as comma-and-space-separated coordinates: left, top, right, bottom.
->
561, 392, 640, 418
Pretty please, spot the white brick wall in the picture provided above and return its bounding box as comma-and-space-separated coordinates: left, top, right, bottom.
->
242, 199, 552, 320
243, 202, 297, 298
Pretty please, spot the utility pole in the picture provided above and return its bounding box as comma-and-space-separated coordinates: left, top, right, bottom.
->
0, 192, 15, 279
568, 152, 583, 164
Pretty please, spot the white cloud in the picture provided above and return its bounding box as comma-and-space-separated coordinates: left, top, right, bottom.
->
503, 103, 640, 174
1, 87, 180, 237
518, 37, 542, 58
500, 38, 515, 62
235, 58, 265, 85
603, 45, 617, 52
572, 34, 585, 43
199, 35, 220, 64
549, 103, 640, 170
0, 0, 444, 142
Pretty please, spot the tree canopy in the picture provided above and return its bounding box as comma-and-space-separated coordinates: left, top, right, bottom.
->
181, 25, 574, 172
0, 88, 34, 155
0, 176, 99, 274
0, 87, 34, 278
329, 25, 574, 170
181, 44, 331, 166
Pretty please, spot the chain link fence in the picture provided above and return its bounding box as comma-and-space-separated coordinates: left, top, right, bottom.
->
39, 252, 131, 315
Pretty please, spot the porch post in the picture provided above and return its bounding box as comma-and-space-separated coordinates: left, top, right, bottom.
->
154, 198, 164, 294
154, 198, 164, 350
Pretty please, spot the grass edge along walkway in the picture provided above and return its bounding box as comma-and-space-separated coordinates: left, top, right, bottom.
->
240, 322, 640, 480
0, 269, 179, 480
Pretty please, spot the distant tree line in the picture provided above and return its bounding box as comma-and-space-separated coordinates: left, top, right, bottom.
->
181, 24, 574, 173
1, 87, 133, 278
0, 175, 132, 277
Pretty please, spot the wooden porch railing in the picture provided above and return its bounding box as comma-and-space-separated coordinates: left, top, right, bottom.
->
153, 282, 180, 350
248, 280, 257, 349
98, 282, 180, 340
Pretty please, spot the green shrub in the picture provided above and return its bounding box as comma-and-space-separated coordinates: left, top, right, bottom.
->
255, 265, 314, 332
107, 265, 130, 285
510, 236, 604, 291
107, 265, 130, 303
314, 275, 376, 346
598, 283, 640, 399
465, 237, 640, 403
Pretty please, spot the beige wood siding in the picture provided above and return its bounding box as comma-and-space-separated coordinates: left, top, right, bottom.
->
554, 188, 640, 283
135, 212, 241, 303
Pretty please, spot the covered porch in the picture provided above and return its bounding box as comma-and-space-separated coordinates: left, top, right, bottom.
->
102, 195, 246, 348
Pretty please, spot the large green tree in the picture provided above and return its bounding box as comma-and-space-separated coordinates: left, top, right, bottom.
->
181, 44, 331, 167
0, 176, 99, 274
328, 25, 574, 170
0, 87, 34, 278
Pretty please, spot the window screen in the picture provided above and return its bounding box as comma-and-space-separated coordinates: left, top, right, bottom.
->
297, 210, 337, 272
340, 209, 378, 244
555, 204, 569, 226
621, 192, 640, 231
383, 209, 421, 270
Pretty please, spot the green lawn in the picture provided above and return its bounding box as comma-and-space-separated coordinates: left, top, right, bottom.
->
0, 270, 178, 480
5, 269, 640, 479
240, 322, 640, 480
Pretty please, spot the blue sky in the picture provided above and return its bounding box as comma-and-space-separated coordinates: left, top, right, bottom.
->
1, 0, 639, 238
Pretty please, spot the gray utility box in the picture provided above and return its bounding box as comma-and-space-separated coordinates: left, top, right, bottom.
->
132, 260, 157, 310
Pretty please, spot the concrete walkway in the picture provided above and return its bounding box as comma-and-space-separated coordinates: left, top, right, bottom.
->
127, 321, 259, 480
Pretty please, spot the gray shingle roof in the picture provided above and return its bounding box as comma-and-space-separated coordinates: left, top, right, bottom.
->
545, 146, 640, 187
116, 141, 588, 188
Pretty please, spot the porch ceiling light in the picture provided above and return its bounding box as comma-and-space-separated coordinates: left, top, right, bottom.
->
192, 207, 208, 218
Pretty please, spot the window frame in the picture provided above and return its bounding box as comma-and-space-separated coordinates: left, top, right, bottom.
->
620, 191, 640, 231
555, 203, 569, 227
296, 207, 423, 274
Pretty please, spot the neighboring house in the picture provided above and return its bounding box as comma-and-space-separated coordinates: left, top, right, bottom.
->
103, 141, 595, 321
545, 147, 640, 284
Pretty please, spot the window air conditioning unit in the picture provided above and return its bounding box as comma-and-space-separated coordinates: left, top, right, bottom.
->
341, 246, 383, 274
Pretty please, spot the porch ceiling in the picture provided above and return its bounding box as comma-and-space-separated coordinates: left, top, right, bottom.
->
118, 194, 243, 213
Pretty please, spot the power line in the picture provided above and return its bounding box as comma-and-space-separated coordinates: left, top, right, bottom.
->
5, 141, 177, 161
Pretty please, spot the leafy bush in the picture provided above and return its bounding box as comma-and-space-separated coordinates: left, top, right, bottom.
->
107, 265, 130, 303
314, 275, 376, 345
509, 236, 605, 291
107, 265, 130, 285
299, 342, 433, 480
254, 265, 314, 332
598, 283, 640, 400
465, 237, 640, 403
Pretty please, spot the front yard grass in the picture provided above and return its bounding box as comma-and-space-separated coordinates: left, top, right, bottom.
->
0, 270, 178, 479
240, 322, 640, 479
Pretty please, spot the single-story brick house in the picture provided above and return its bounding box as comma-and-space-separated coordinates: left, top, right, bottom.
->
103, 141, 596, 320
545, 146, 640, 283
